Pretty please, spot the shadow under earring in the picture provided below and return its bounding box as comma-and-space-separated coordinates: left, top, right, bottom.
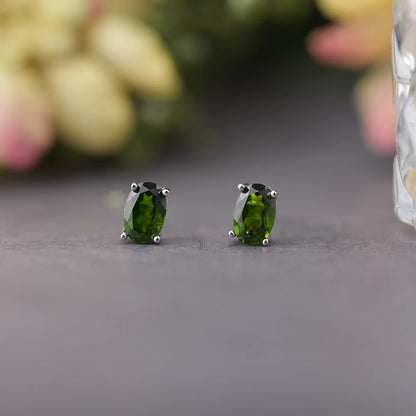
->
229, 183, 278, 246
121, 181, 169, 245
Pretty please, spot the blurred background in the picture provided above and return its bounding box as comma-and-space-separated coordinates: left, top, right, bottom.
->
0, 0, 395, 173
6, 3, 416, 416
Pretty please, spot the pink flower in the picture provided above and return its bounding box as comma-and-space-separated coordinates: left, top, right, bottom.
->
308, 4, 396, 156
86, 0, 107, 18
0, 70, 54, 171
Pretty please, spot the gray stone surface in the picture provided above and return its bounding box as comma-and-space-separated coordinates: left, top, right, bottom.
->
0, 68, 415, 416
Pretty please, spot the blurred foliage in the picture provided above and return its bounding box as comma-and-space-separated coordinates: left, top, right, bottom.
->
151, 0, 317, 86
112, 0, 319, 166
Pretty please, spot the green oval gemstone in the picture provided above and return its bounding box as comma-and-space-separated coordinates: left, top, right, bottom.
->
123, 182, 167, 244
233, 183, 276, 245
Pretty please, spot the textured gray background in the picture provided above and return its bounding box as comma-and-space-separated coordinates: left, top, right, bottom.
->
1, 67, 416, 416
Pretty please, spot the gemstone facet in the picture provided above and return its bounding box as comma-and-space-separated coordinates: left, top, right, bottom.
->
232, 183, 277, 246
123, 181, 167, 244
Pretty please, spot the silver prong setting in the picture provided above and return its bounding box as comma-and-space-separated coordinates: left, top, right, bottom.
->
131, 182, 139, 192
238, 183, 248, 193
153, 235, 161, 244
228, 230, 236, 238
268, 190, 278, 199
262, 238, 269, 246
160, 188, 170, 197
120, 231, 128, 241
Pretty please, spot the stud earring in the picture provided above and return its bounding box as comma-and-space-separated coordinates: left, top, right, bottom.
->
228, 183, 278, 246
121, 181, 169, 244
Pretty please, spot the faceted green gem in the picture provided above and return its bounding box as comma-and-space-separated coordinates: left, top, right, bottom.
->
123, 182, 167, 244
233, 183, 276, 246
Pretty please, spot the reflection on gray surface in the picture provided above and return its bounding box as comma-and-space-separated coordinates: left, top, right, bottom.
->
0, 69, 415, 416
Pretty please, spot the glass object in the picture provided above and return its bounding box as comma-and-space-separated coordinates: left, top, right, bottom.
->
393, 0, 416, 226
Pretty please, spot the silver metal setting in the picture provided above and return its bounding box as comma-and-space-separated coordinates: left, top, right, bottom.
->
228, 230, 236, 238
238, 183, 247, 192
262, 238, 269, 247
153, 235, 161, 244
131, 182, 139, 192
268, 190, 278, 199
160, 188, 170, 197
120, 232, 128, 241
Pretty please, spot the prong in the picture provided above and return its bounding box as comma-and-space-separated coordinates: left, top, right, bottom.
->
262, 238, 269, 246
268, 190, 279, 199
160, 188, 170, 197
131, 182, 139, 192
238, 183, 248, 192
120, 231, 128, 241
153, 235, 161, 244
228, 230, 236, 238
